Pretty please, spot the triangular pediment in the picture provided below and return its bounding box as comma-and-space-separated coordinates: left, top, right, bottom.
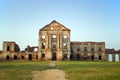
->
40, 20, 70, 31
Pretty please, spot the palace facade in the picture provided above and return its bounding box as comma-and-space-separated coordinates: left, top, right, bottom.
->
0, 20, 120, 61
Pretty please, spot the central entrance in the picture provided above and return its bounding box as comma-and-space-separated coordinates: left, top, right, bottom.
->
52, 52, 57, 60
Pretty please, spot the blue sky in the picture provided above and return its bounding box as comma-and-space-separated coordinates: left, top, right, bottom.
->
0, 0, 120, 50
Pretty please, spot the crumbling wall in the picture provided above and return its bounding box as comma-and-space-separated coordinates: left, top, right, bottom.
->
70, 42, 106, 61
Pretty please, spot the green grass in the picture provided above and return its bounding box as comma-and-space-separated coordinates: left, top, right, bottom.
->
0, 61, 120, 80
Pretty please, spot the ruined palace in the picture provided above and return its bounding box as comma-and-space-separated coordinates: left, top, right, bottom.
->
0, 20, 120, 61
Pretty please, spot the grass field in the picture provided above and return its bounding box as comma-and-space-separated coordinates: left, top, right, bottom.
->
0, 61, 120, 80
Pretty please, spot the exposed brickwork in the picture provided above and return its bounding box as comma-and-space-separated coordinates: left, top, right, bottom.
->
0, 20, 119, 61
70, 42, 106, 61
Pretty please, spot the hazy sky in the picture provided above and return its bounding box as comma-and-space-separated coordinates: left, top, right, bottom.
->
0, 0, 120, 50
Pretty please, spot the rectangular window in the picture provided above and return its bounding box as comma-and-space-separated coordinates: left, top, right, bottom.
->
91, 48, 94, 51
98, 48, 102, 51
64, 54, 67, 58
63, 43, 67, 48
84, 47, 87, 51
7, 46, 10, 51
42, 43, 45, 49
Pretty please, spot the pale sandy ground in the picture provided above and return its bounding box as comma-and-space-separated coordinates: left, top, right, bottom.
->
32, 61, 68, 80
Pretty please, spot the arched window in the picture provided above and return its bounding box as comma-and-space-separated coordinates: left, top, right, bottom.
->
63, 35, 67, 39
51, 27, 54, 30
52, 35, 56, 38
41, 35, 45, 39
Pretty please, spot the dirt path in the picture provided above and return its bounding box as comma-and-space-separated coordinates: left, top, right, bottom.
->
32, 61, 68, 80
32, 69, 67, 80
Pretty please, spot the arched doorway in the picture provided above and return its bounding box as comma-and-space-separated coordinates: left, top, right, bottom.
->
6, 55, 10, 60
84, 55, 87, 60
115, 54, 119, 62
42, 53, 45, 59
29, 54, 32, 60
70, 49, 74, 60
76, 54, 80, 60
52, 52, 56, 60
99, 55, 102, 60
36, 55, 38, 60
108, 54, 112, 61
63, 54, 67, 60
21, 55, 24, 60
91, 55, 94, 61
14, 55, 17, 60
